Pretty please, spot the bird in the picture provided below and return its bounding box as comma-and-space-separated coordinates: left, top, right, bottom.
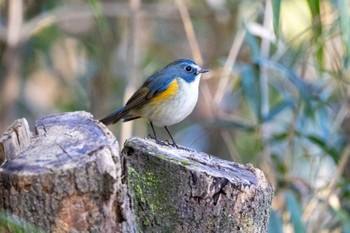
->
99, 59, 209, 147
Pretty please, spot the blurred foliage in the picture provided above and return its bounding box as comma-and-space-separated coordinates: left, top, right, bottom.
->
0, 211, 43, 233
1, 0, 350, 232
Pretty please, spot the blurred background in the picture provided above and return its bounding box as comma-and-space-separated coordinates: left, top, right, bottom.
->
1, 0, 350, 232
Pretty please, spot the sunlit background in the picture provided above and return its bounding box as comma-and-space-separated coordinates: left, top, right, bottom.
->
1, 0, 350, 232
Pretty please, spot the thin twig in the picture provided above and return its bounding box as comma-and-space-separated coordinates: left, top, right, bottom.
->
121, 0, 141, 143
302, 144, 350, 226
258, 0, 273, 170
213, 28, 246, 105
0, 0, 23, 132
0, 3, 184, 44
221, 130, 241, 163
174, 0, 202, 64
260, 0, 272, 118
174, 0, 214, 122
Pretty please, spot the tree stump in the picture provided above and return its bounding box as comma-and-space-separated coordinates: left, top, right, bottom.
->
0, 111, 274, 233
0, 112, 134, 233
123, 137, 274, 233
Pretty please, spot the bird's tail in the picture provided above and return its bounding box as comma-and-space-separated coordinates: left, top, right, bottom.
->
100, 107, 127, 125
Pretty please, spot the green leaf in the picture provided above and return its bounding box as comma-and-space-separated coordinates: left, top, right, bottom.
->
272, 0, 281, 37
245, 31, 261, 61
0, 211, 43, 233
268, 210, 283, 233
271, 153, 288, 175
266, 60, 315, 115
285, 191, 306, 233
241, 64, 261, 122
87, 0, 113, 43
306, 0, 323, 69
270, 132, 289, 142
22, 25, 60, 77
306, 0, 320, 17
338, 0, 350, 68
305, 134, 340, 161
332, 207, 350, 233
263, 99, 294, 123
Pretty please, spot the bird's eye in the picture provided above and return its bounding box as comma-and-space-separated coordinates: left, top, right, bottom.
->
185, 66, 192, 72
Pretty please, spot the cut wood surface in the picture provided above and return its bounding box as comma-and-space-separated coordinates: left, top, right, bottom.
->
123, 137, 274, 233
0, 112, 134, 233
0, 111, 274, 233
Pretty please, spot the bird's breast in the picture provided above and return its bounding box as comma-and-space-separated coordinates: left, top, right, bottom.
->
140, 76, 201, 126
149, 79, 179, 104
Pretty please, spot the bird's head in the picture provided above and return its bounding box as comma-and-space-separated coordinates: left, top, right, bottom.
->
164, 59, 209, 83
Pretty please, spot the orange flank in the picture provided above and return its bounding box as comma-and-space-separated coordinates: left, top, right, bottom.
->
150, 79, 179, 104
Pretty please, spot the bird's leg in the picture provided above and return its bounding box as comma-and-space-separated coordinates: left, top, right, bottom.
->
149, 122, 163, 145
163, 126, 195, 151
164, 126, 178, 148
149, 121, 157, 139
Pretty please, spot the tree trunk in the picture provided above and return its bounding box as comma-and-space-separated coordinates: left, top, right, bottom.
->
123, 137, 274, 233
0, 112, 135, 233
0, 111, 274, 233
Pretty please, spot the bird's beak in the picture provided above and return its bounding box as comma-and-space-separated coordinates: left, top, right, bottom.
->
197, 68, 209, 75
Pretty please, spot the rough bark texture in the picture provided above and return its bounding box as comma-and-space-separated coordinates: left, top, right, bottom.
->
0, 111, 274, 233
0, 112, 135, 233
123, 137, 274, 233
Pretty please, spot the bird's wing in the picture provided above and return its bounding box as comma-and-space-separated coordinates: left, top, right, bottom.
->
125, 71, 174, 109
124, 86, 154, 110
100, 72, 174, 125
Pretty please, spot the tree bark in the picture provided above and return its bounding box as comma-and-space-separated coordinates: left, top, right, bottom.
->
0, 112, 135, 233
0, 111, 274, 233
123, 137, 274, 233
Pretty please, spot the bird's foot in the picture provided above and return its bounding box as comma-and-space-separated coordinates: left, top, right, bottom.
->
146, 135, 195, 152
167, 141, 196, 152
147, 135, 168, 146
164, 140, 177, 148
176, 145, 196, 152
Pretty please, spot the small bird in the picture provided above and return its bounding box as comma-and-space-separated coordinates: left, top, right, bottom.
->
100, 59, 209, 147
